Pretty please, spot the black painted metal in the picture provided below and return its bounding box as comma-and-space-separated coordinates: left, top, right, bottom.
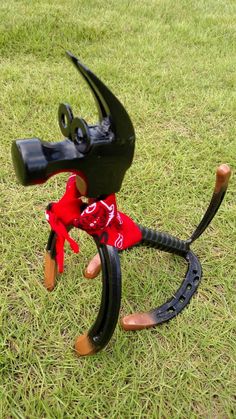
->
138, 225, 189, 255
11, 53, 135, 198
87, 243, 121, 352
58, 103, 74, 138
148, 251, 202, 323
188, 190, 226, 244
46, 230, 57, 259
45, 231, 121, 354
67, 51, 135, 143
125, 227, 202, 324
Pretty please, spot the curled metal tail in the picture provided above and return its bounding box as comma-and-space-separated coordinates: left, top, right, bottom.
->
188, 164, 231, 244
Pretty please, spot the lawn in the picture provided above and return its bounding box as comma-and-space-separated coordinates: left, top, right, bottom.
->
0, 0, 235, 417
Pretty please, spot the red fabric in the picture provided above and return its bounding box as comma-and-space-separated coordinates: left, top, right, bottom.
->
75, 196, 142, 249
45, 175, 142, 272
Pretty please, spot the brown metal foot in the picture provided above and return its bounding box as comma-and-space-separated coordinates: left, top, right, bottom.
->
83, 253, 101, 279
121, 312, 156, 331
44, 251, 57, 291
75, 333, 96, 356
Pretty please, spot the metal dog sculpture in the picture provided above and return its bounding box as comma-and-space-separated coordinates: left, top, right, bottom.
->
12, 52, 231, 356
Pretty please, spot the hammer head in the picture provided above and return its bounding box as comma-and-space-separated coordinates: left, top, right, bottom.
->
12, 52, 135, 198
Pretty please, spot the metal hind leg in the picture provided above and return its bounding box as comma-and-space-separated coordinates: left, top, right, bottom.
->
121, 249, 201, 330
120, 164, 231, 331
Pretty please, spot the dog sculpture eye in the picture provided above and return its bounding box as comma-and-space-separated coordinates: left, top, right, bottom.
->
58, 103, 74, 138
70, 117, 91, 153
58, 103, 91, 153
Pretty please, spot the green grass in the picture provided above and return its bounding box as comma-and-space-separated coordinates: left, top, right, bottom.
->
0, 0, 235, 417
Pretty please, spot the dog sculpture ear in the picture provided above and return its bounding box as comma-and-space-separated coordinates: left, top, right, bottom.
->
66, 51, 135, 144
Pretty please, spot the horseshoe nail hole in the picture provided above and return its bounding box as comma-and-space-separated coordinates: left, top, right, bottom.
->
193, 269, 198, 274
179, 296, 185, 303
187, 284, 192, 290
167, 307, 175, 313
194, 276, 200, 285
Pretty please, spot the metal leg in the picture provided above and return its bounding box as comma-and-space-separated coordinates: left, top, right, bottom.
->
83, 253, 101, 279
75, 243, 121, 356
44, 231, 122, 356
44, 230, 57, 291
121, 250, 202, 330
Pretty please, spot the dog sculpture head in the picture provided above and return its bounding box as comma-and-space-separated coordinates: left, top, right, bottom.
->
11, 52, 135, 198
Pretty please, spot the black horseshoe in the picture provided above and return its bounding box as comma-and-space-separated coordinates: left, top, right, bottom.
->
44, 230, 121, 356
121, 243, 202, 330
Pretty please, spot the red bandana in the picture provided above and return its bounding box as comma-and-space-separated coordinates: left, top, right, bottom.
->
45, 175, 142, 272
